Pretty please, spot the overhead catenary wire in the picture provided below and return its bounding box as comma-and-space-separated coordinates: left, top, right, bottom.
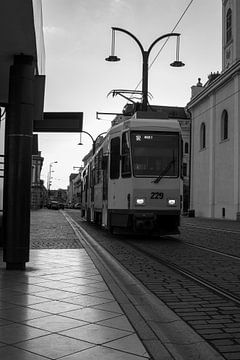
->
149, 0, 194, 70
132, 0, 195, 94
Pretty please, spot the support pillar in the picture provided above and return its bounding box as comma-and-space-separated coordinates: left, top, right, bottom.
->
3, 54, 34, 270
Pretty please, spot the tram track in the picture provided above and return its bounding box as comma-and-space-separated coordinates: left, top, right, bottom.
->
181, 223, 240, 235
169, 230, 240, 261
125, 239, 240, 306
180, 240, 240, 262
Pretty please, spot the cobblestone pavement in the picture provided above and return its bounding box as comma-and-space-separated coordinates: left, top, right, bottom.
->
30, 209, 82, 249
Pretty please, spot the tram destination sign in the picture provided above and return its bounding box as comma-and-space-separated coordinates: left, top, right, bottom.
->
33, 112, 83, 133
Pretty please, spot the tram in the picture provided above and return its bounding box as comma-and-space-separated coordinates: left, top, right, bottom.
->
79, 112, 183, 235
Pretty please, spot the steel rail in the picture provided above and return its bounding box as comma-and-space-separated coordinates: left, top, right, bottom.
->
126, 241, 240, 306
169, 235, 240, 261
182, 241, 240, 261
181, 223, 240, 234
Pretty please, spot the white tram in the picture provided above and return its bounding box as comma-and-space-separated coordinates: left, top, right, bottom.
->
80, 112, 183, 235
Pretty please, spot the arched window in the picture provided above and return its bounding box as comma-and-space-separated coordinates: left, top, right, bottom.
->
184, 142, 189, 154
221, 110, 228, 141
200, 122, 206, 150
226, 8, 232, 43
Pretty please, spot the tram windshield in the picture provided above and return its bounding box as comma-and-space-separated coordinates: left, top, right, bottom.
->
130, 132, 179, 177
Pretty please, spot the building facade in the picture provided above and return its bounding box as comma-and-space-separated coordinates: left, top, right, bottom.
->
48, 189, 67, 205
187, 0, 240, 219
31, 153, 44, 209
67, 173, 79, 207
31, 135, 45, 209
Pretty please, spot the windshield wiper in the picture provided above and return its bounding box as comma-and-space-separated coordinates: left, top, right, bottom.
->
152, 159, 175, 184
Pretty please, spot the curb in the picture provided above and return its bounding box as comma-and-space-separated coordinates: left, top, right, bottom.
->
63, 211, 224, 360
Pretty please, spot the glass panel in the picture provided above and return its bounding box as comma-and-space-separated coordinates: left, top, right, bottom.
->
110, 137, 120, 179
200, 123, 206, 149
226, 9, 232, 43
131, 132, 179, 177
121, 132, 131, 177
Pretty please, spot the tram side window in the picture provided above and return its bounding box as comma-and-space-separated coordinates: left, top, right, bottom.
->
121, 132, 131, 178
110, 137, 120, 179
90, 162, 94, 187
95, 149, 103, 184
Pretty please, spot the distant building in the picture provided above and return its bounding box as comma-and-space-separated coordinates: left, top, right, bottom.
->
31, 135, 44, 209
72, 173, 82, 205
67, 173, 79, 206
49, 189, 67, 205
187, 0, 240, 219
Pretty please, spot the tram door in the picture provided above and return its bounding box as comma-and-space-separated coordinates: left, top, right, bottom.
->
102, 154, 108, 227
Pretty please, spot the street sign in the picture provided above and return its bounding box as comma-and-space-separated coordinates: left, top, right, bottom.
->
33, 112, 83, 132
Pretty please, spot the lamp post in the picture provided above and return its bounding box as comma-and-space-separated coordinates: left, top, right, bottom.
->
78, 131, 107, 154
47, 161, 58, 191
73, 166, 81, 171
106, 27, 185, 111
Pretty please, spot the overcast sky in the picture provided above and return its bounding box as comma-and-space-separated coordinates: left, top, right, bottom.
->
39, 0, 222, 190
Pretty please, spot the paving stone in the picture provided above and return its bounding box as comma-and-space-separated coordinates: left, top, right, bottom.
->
224, 353, 240, 360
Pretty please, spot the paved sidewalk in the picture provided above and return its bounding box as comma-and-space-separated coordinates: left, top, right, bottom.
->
0, 209, 150, 360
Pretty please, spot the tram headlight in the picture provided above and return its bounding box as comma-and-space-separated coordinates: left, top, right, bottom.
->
135, 198, 146, 206
167, 199, 176, 206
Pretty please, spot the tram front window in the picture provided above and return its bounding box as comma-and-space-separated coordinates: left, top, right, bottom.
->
131, 132, 179, 177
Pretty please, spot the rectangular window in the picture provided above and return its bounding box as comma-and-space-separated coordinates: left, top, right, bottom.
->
98, 149, 103, 183
94, 149, 103, 184
110, 137, 120, 179
121, 132, 131, 177
131, 132, 179, 177
94, 155, 98, 184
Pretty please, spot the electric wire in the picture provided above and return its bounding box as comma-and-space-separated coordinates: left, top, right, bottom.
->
149, 0, 194, 71
132, 0, 195, 95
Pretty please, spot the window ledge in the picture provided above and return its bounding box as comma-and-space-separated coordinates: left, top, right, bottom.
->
220, 138, 230, 144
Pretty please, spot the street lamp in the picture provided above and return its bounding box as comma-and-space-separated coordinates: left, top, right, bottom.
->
78, 131, 107, 154
105, 27, 185, 111
47, 161, 58, 191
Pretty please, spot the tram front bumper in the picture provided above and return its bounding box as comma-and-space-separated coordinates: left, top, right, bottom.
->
133, 213, 156, 231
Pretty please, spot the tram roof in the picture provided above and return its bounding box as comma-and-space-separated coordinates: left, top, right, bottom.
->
110, 115, 181, 135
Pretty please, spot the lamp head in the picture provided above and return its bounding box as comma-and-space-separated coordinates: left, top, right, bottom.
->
170, 60, 185, 67
105, 55, 120, 62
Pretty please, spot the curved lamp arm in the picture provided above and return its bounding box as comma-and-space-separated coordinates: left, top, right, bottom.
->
95, 131, 107, 141
148, 32, 180, 55
79, 130, 94, 143
112, 27, 144, 55
112, 28, 181, 60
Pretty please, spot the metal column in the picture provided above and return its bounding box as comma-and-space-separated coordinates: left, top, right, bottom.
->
3, 54, 34, 270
